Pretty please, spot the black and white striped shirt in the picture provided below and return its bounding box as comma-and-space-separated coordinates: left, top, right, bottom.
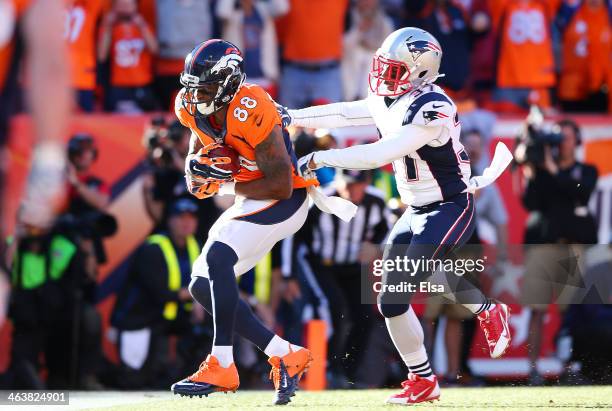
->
282, 186, 391, 277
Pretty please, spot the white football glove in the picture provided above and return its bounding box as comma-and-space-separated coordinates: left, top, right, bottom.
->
297, 152, 320, 180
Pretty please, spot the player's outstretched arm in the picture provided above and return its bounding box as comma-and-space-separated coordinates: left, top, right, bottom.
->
25, 0, 70, 144
301, 124, 442, 171
17, 0, 71, 229
287, 99, 374, 129
235, 125, 293, 200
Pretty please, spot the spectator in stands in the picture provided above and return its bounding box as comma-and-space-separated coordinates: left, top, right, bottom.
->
277, 0, 349, 108
407, 0, 472, 95
462, 0, 496, 103
98, 0, 159, 113
142, 120, 220, 240
489, 0, 557, 111
342, 0, 394, 100
283, 169, 389, 388
111, 199, 201, 389
153, 0, 214, 110
216, 0, 288, 98
557, 0, 611, 112
64, 0, 105, 111
519, 119, 598, 384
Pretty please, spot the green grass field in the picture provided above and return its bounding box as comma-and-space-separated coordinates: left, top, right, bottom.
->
80, 387, 612, 411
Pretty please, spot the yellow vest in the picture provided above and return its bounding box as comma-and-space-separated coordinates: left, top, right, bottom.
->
254, 252, 272, 304
237, 252, 272, 304
147, 234, 200, 320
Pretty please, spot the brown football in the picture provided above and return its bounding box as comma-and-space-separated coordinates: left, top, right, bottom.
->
205, 145, 241, 176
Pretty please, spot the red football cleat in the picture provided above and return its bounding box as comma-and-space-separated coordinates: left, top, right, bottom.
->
386, 373, 440, 405
478, 303, 511, 358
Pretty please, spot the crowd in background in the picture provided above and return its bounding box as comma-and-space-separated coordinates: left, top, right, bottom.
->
1, 0, 612, 392
59, 0, 612, 114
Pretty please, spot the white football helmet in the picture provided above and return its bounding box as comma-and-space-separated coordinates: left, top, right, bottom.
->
369, 27, 444, 97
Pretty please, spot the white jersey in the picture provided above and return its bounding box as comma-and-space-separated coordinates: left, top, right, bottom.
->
366, 84, 470, 206
290, 84, 511, 211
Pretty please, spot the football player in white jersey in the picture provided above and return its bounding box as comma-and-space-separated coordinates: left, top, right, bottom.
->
283, 27, 512, 404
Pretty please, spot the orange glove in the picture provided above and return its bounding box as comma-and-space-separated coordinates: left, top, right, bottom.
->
185, 175, 220, 199
187, 143, 233, 182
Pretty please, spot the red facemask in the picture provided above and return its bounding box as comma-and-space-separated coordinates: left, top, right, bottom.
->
368, 55, 411, 97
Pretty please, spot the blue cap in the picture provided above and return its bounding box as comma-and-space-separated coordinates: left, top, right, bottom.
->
168, 198, 198, 216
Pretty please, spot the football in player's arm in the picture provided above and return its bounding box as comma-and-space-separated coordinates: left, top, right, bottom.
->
178, 90, 294, 201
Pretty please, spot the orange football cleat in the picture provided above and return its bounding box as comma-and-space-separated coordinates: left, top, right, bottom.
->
268, 347, 312, 405
171, 355, 239, 397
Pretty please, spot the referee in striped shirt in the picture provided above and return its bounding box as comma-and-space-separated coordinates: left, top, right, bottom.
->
281, 169, 391, 387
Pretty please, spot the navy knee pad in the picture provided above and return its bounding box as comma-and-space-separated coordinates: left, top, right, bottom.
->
206, 241, 238, 275
377, 301, 410, 318
188, 277, 212, 314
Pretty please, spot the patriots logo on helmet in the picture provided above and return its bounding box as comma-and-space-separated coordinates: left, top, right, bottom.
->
422, 110, 448, 124
405, 37, 441, 61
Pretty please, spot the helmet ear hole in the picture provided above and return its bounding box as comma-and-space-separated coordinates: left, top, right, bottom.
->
418, 71, 428, 78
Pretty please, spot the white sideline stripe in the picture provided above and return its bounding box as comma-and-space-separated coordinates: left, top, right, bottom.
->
468, 358, 564, 376
29, 391, 171, 410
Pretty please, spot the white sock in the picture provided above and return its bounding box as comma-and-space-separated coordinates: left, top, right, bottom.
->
385, 307, 433, 378
211, 345, 234, 368
264, 335, 302, 357
401, 347, 435, 380
464, 299, 495, 315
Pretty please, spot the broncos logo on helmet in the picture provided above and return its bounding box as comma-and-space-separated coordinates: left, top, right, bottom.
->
210, 53, 243, 76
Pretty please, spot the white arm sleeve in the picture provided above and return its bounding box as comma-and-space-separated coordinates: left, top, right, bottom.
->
313, 124, 442, 170
289, 99, 375, 129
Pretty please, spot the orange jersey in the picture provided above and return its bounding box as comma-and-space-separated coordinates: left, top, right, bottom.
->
175, 83, 315, 189
65, 0, 105, 90
491, 0, 556, 88
0, 0, 30, 92
280, 0, 349, 62
558, 3, 612, 101
109, 21, 153, 87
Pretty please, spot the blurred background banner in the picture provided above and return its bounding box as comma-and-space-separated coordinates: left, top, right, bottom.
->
1, 113, 610, 378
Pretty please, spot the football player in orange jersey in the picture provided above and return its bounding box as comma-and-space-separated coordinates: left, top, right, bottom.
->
170, 40, 315, 405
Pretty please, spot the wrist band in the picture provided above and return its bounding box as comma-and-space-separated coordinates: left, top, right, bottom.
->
218, 182, 236, 196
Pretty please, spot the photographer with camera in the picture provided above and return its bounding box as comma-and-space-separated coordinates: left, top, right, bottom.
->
142, 119, 220, 239
67, 134, 110, 215
515, 110, 598, 384
4, 215, 101, 389
33, 132, 118, 389
64, 133, 118, 261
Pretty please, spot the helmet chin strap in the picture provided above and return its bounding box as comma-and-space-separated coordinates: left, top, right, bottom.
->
196, 82, 225, 115
196, 101, 216, 115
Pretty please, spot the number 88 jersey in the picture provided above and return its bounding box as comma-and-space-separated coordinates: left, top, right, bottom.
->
176, 83, 313, 188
